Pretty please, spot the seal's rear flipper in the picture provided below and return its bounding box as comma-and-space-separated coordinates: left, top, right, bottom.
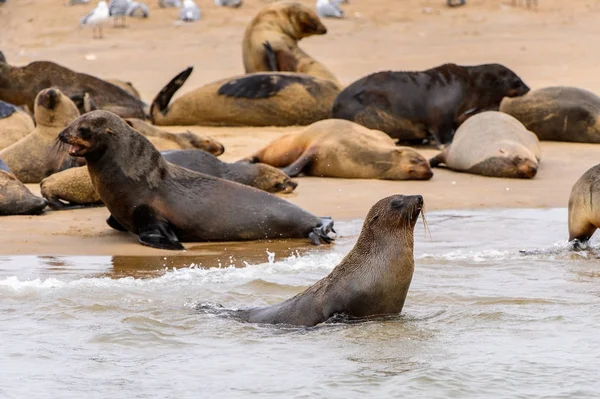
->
133, 205, 185, 250
151, 66, 194, 117
281, 150, 316, 177
308, 217, 336, 245
106, 215, 128, 232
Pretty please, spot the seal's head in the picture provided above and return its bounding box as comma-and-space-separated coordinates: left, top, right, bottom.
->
250, 163, 298, 193
364, 194, 424, 236
34, 88, 80, 128
469, 63, 530, 101
58, 110, 121, 159
268, 2, 327, 39
480, 141, 539, 179
385, 148, 434, 181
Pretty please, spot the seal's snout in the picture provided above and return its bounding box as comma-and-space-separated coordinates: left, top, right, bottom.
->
517, 159, 538, 179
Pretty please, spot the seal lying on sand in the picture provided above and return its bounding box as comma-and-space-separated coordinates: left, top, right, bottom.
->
429, 111, 540, 179
0, 55, 147, 119
107, 79, 142, 100
244, 119, 433, 180
568, 164, 600, 249
234, 194, 422, 326
41, 150, 297, 209
331, 63, 530, 147
500, 86, 600, 143
0, 100, 35, 150
242, 1, 341, 87
58, 111, 335, 249
150, 67, 340, 127
0, 158, 47, 216
0, 88, 80, 183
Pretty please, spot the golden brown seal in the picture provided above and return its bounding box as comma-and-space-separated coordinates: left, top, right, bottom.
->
0, 100, 35, 150
568, 163, 600, 249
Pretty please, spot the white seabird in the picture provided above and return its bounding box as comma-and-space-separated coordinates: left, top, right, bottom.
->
126, 1, 150, 17
109, 0, 130, 27
180, 0, 201, 22
80, 1, 110, 39
316, 0, 348, 19
158, 0, 180, 8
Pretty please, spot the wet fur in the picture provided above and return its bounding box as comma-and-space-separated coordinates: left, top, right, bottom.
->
568, 164, 600, 246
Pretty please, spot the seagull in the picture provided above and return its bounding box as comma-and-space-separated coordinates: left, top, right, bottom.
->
158, 0, 180, 8
109, 0, 130, 27
126, 1, 150, 17
80, 1, 110, 39
180, 0, 200, 22
316, 0, 348, 19
214, 0, 242, 8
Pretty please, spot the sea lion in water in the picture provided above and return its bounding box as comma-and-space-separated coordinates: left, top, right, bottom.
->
244, 119, 433, 180
41, 150, 297, 209
242, 1, 341, 87
567, 164, 600, 249
331, 63, 530, 147
0, 88, 80, 183
429, 111, 540, 179
151, 67, 340, 127
107, 79, 142, 100
500, 86, 600, 143
0, 100, 35, 150
0, 169, 48, 216
124, 118, 225, 154
0, 56, 147, 119
58, 110, 335, 249
233, 194, 422, 326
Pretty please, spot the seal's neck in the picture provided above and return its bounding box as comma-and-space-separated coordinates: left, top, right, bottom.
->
221, 162, 257, 186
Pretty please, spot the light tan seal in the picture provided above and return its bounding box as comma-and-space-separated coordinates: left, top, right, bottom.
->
244, 119, 433, 180
242, 1, 341, 87
107, 79, 142, 100
0, 101, 35, 150
568, 164, 600, 249
500, 86, 600, 143
233, 194, 423, 326
429, 111, 540, 179
0, 88, 80, 183
151, 67, 340, 127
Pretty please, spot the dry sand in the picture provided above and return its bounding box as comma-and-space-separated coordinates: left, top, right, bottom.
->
1, 0, 599, 257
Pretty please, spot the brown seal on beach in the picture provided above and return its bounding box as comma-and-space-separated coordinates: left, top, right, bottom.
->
58, 110, 335, 249
41, 150, 297, 209
330, 63, 530, 147
0, 169, 47, 216
234, 194, 422, 326
242, 1, 341, 87
107, 79, 142, 100
0, 100, 35, 150
150, 67, 340, 127
429, 111, 540, 179
568, 164, 600, 249
244, 119, 433, 180
0, 55, 147, 119
0, 88, 80, 183
500, 86, 600, 143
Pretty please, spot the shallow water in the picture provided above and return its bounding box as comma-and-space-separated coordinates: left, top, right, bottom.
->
2, 208, 600, 399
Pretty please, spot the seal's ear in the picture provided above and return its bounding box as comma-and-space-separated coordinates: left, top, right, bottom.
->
106, 127, 115, 135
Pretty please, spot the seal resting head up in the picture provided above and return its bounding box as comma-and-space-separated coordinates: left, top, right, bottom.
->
236, 194, 423, 327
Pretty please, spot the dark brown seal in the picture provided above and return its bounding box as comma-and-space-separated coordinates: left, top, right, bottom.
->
568, 164, 600, 249
0, 162, 47, 216
234, 194, 423, 326
151, 67, 340, 127
0, 55, 147, 119
500, 86, 600, 143
330, 63, 530, 147
58, 110, 335, 250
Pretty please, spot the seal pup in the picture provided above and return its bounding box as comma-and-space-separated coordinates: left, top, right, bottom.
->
180, 0, 201, 22
0, 57, 147, 119
331, 63, 530, 147
81, 1, 111, 38
0, 101, 35, 150
234, 194, 422, 326
567, 164, 600, 249
0, 169, 48, 216
242, 2, 341, 87
58, 110, 335, 249
150, 67, 340, 127
0, 88, 80, 184
500, 86, 600, 143
245, 119, 433, 180
41, 150, 296, 209
429, 111, 540, 179
316, 0, 347, 19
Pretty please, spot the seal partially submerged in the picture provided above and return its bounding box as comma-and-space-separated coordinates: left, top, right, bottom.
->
245, 119, 433, 180
235, 194, 423, 326
150, 67, 340, 127
429, 111, 540, 179
58, 110, 335, 249
500, 86, 600, 143
568, 164, 600, 249
331, 63, 530, 147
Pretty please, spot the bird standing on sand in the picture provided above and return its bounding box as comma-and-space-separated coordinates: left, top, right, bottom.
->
109, 0, 130, 27
126, 1, 150, 17
80, 1, 110, 39
316, 0, 347, 19
180, 0, 201, 22
214, 0, 242, 8
158, 0, 180, 7
447, 0, 466, 7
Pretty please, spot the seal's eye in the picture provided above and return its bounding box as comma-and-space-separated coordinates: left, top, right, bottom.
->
78, 127, 92, 139
274, 183, 285, 191
512, 80, 523, 89
390, 199, 404, 210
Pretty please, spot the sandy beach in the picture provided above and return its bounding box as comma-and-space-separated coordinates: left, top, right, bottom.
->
1, 0, 599, 256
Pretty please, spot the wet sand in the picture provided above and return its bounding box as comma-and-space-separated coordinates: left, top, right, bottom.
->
1, 0, 600, 256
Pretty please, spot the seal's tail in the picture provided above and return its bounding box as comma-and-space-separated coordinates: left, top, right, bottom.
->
150, 66, 194, 119
309, 217, 336, 245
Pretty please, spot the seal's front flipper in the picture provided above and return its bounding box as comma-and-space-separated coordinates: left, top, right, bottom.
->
106, 215, 128, 232
132, 205, 184, 251
429, 150, 448, 168
282, 150, 316, 177
262, 41, 279, 71
308, 217, 336, 245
